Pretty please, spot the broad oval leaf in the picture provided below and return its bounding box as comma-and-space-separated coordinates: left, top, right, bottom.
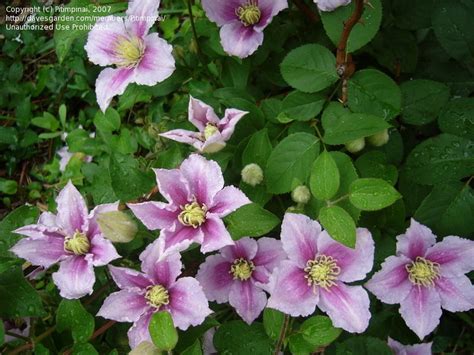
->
310, 150, 340, 201
349, 178, 401, 211
319, 205, 356, 248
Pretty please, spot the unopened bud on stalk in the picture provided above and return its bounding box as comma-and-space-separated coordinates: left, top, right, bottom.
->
129, 341, 160, 355
345, 138, 366, 153
367, 129, 390, 147
241, 163, 264, 187
291, 185, 311, 205
97, 211, 138, 243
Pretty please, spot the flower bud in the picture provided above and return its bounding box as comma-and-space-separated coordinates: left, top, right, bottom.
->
96, 211, 138, 243
241, 163, 264, 187
345, 138, 366, 153
129, 341, 160, 355
291, 185, 311, 205
367, 129, 390, 147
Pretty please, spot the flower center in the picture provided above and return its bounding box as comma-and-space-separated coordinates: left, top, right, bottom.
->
64, 231, 90, 255
114, 36, 145, 68
406, 257, 440, 287
304, 255, 341, 290
204, 124, 219, 140
236, 1, 261, 26
145, 285, 170, 309
230, 258, 255, 281
178, 201, 207, 228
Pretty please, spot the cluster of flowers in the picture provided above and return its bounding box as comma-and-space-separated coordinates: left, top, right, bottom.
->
84, 0, 354, 113
11, 152, 474, 348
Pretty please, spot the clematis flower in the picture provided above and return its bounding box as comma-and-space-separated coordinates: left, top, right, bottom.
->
366, 219, 474, 339
196, 237, 286, 324
314, 0, 351, 12
85, 0, 175, 112
388, 337, 433, 355
10, 181, 120, 299
97, 240, 212, 349
266, 213, 374, 333
128, 154, 250, 253
160, 97, 247, 154
202, 0, 288, 58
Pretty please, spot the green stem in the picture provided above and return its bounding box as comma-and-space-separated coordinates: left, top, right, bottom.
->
186, 0, 201, 57
327, 194, 349, 206
273, 315, 290, 355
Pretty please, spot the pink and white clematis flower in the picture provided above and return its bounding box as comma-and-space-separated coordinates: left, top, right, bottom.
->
197, 237, 286, 324
97, 241, 212, 349
85, 0, 175, 112
128, 154, 250, 253
366, 219, 474, 340
202, 0, 288, 58
388, 337, 433, 355
160, 96, 248, 154
266, 213, 374, 333
10, 182, 120, 299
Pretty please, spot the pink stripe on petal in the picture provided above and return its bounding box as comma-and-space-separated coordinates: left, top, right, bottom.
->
95, 67, 134, 113
365, 255, 413, 305
219, 108, 247, 140
89, 235, 120, 266
196, 254, 234, 303
56, 181, 89, 236
128, 310, 153, 349
153, 168, 190, 206
209, 186, 250, 217
435, 275, 474, 312
229, 280, 267, 324
162, 223, 203, 252
168, 277, 212, 330
425, 236, 474, 277
200, 215, 234, 253
189, 96, 220, 130
97, 289, 149, 323
266, 260, 318, 317
252, 237, 286, 271
253, 0, 288, 32
399, 286, 442, 340
396, 219, 437, 260
201, 0, 241, 26
220, 22, 264, 59
125, 0, 160, 38
85, 16, 125, 66
281, 213, 319, 268
319, 283, 371, 333
127, 201, 178, 231
148, 252, 183, 288
134, 33, 175, 86
52, 256, 95, 299
221, 237, 258, 261
387, 337, 433, 355
109, 265, 153, 290
10, 235, 66, 268
160, 129, 201, 147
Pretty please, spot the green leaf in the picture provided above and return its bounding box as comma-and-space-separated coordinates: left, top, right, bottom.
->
319, 206, 356, 248
263, 308, 285, 341
149, 312, 178, 351
0, 206, 39, 257
322, 103, 391, 145
265, 133, 320, 194
310, 150, 340, 201
181, 339, 203, 355
225, 203, 280, 240
0, 320, 4, 346
355, 151, 398, 186
0, 267, 45, 317
392, 0, 435, 30
0, 178, 18, 195
94, 108, 121, 132
109, 153, 155, 201
404, 134, 474, 185
56, 300, 94, 344
242, 129, 273, 168
59, 104, 67, 128
321, 0, 383, 53
31, 112, 60, 131
278, 91, 325, 122
288, 316, 340, 354
280, 44, 339, 93
71, 343, 99, 355
336, 336, 392, 355
0, 127, 18, 145
415, 182, 474, 237
348, 69, 401, 121
438, 98, 474, 139
349, 178, 401, 211
401, 79, 450, 125
214, 321, 272, 355
432, 0, 474, 69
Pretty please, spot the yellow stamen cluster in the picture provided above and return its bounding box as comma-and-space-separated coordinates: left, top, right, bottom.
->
406, 257, 440, 287
114, 36, 145, 68
304, 255, 341, 291
236, 1, 261, 26
145, 285, 170, 308
204, 124, 219, 140
64, 231, 90, 255
230, 258, 255, 281
178, 201, 207, 228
